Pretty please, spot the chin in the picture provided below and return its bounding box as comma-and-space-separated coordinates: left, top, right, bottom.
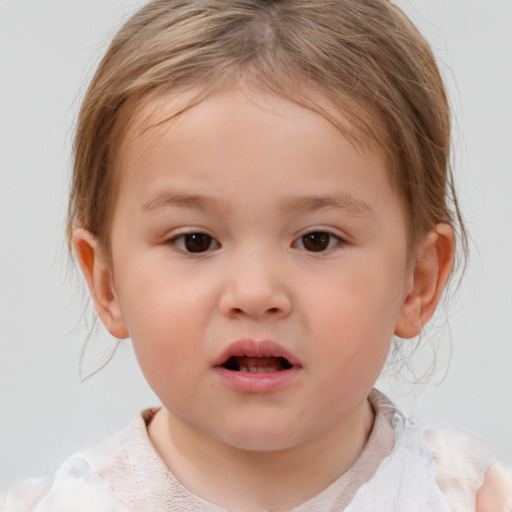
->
216, 420, 306, 453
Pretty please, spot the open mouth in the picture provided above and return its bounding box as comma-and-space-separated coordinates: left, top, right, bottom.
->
221, 355, 293, 373
214, 341, 300, 392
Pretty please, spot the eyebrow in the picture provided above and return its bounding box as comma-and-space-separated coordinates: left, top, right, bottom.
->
280, 194, 374, 218
142, 192, 228, 212
142, 191, 373, 218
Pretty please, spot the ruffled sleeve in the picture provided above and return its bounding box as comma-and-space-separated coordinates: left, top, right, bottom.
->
3, 455, 131, 512
423, 426, 512, 511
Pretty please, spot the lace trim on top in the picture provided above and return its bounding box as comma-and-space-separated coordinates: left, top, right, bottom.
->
84, 389, 396, 511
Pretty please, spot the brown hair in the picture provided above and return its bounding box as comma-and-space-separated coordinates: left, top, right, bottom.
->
68, 0, 467, 266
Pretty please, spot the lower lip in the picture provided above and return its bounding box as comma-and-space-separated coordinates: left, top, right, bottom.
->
213, 366, 301, 394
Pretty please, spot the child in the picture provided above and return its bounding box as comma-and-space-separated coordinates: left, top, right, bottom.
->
5, 0, 512, 510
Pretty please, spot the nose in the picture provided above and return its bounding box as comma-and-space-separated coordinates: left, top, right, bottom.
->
218, 255, 292, 320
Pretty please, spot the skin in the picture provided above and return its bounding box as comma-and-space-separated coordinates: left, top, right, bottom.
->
74, 85, 456, 511
476, 463, 512, 511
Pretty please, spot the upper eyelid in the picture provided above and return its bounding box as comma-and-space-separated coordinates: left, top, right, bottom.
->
165, 230, 221, 254
167, 227, 217, 240
294, 226, 348, 241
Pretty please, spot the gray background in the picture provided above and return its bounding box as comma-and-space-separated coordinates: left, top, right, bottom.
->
1, 0, 511, 499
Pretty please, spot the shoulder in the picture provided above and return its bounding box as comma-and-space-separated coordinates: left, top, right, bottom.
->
367, 391, 511, 510
423, 425, 512, 511
476, 463, 512, 512
4, 456, 129, 512
3, 456, 131, 512
3, 410, 159, 512
423, 425, 495, 487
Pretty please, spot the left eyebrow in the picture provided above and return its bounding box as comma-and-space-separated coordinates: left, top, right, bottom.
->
279, 193, 374, 218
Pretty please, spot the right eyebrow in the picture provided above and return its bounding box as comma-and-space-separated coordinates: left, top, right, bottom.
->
141, 192, 229, 213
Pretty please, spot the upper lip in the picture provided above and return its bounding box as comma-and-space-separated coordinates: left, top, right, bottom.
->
213, 338, 302, 367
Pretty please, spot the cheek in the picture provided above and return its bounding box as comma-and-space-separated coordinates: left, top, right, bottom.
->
112, 263, 213, 383
114, 253, 210, 331
127, 298, 205, 401
303, 266, 403, 373
309, 271, 403, 335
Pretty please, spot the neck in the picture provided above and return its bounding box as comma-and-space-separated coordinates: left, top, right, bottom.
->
149, 400, 374, 512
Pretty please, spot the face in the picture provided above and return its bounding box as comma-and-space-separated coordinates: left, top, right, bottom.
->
100, 86, 416, 451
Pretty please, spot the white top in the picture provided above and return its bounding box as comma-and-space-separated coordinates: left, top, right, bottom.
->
4, 391, 497, 511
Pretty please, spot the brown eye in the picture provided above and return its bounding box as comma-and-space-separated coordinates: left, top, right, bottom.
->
300, 232, 339, 252
184, 233, 214, 252
172, 233, 218, 253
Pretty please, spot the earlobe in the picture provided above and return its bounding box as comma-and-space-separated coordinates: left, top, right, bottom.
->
72, 228, 129, 339
394, 223, 455, 339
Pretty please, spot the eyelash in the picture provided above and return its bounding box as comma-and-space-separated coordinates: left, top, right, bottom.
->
167, 229, 344, 254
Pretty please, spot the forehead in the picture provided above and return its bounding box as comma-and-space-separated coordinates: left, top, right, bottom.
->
110, 85, 403, 227
118, 86, 379, 176
117, 82, 387, 167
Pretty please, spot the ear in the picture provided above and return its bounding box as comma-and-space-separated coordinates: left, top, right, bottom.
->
394, 223, 455, 339
72, 228, 129, 339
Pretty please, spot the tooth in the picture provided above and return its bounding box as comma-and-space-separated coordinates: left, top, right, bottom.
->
249, 367, 258, 373
239, 366, 248, 372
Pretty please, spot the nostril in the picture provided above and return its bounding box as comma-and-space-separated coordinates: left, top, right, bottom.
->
228, 306, 281, 316
219, 290, 291, 319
